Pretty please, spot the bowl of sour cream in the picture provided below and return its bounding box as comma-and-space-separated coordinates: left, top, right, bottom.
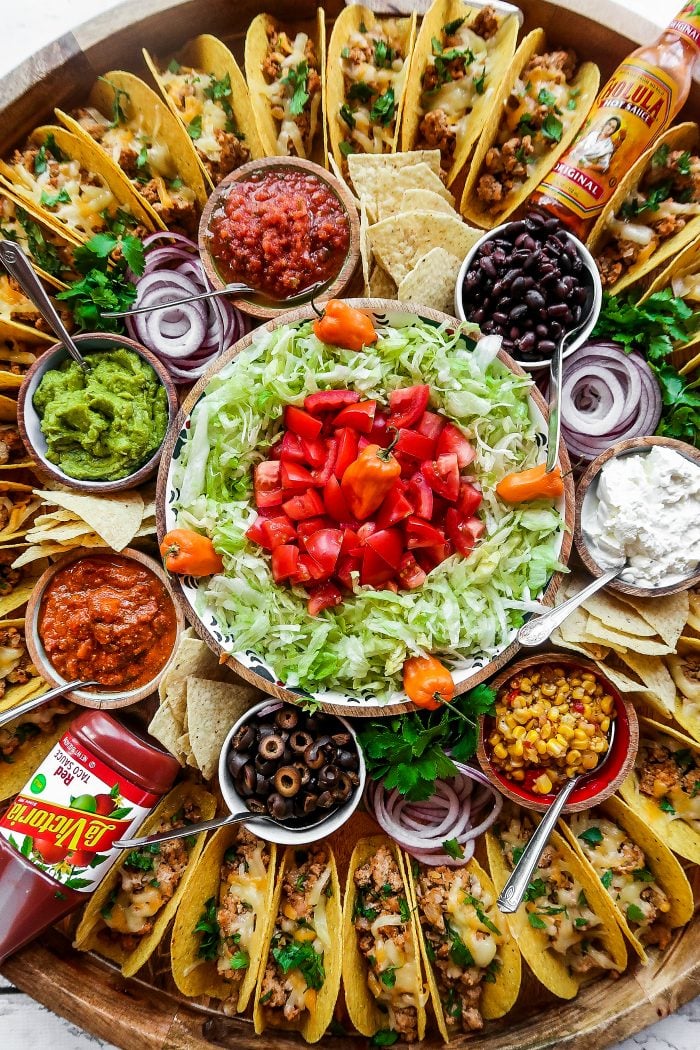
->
575, 436, 700, 597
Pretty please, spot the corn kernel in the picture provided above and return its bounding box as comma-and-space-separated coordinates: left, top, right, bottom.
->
294, 927, 317, 943
493, 743, 508, 760
525, 729, 540, 744
558, 724, 575, 741
540, 723, 552, 740
533, 773, 553, 794
535, 740, 548, 755
548, 708, 560, 723
512, 725, 526, 740
581, 752, 599, 770
508, 741, 524, 758
567, 749, 581, 765
546, 739, 565, 758
520, 677, 532, 693
601, 695, 614, 714
511, 770, 525, 782
601, 716, 610, 733
489, 733, 501, 748
541, 683, 556, 697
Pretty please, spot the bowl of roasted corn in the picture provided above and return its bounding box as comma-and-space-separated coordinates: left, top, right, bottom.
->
477, 653, 638, 813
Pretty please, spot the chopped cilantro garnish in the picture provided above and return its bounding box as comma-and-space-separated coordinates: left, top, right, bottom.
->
167, 58, 181, 73
379, 966, 397, 988
40, 188, 71, 208
578, 826, 603, 847
541, 114, 563, 143
473, 69, 487, 95
464, 893, 500, 935
272, 942, 325, 990
340, 104, 356, 130
626, 903, 646, 924
370, 87, 396, 127
230, 950, 249, 970
281, 61, 310, 117
528, 912, 547, 929
348, 81, 375, 104
195, 897, 220, 961
537, 87, 558, 108
443, 837, 464, 860
98, 76, 130, 127
187, 115, 203, 140
443, 16, 466, 36
601, 869, 614, 889
524, 878, 547, 902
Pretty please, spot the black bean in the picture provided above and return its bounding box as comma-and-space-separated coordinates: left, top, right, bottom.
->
482, 321, 496, 333
480, 256, 497, 277
511, 275, 530, 296
522, 254, 537, 272
518, 332, 536, 353
559, 255, 571, 273
538, 340, 556, 355
540, 271, 559, 286
564, 240, 578, 259
492, 249, 507, 265
571, 255, 583, 273
543, 217, 560, 233
514, 232, 529, 248
498, 296, 513, 310
550, 321, 564, 339
509, 325, 520, 339
492, 311, 508, 325
501, 339, 514, 351
470, 308, 485, 324
491, 278, 507, 298
536, 324, 548, 337
547, 303, 570, 318
525, 289, 545, 311
465, 270, 480, 289
509, 304, 528, 322
481, 241, 495, 256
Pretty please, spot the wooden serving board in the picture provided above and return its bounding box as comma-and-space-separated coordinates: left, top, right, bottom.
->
2, 0, 700, 1047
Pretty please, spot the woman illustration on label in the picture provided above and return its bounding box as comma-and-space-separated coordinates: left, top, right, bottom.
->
568, 115, 623, 173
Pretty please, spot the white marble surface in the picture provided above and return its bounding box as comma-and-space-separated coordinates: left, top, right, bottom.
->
2, 0, 699, 1048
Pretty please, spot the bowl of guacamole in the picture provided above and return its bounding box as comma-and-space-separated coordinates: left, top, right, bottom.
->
18, 334, 177, 492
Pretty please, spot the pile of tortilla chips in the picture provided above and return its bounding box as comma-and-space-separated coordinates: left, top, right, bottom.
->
338, 150, 481, 313
149, 628, 260, 778
552, 576, 699, 739
11, 486, 156, 567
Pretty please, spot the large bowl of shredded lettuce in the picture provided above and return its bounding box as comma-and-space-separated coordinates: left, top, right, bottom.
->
158, 302, 573, 710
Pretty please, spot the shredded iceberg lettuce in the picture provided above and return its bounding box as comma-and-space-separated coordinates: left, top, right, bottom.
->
171, 318, 565, 701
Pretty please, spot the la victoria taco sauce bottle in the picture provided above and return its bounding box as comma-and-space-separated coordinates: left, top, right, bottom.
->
531, 1, 700, 238
0, 709, 180, 962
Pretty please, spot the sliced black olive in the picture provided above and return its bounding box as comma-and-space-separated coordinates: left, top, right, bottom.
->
275, 707, 299, 731
334, 772, 353, 803
274, 765, 302, 798
259, 733, 285, 761
255, 753, 277, 776
302, 793, 319, 814
304, 741, 326, 770
267, 792, 291, 819
227, 750, 248, 778
247, 798, 267, 815
231, 724, 255, 752
258, 723, 276, 738
236, 763, 257, 797
317, 764, 340, 790
282, 745, 293, 765
336, 748, 358, 770
293, 761, 311, 787
346, 770, 360, 786
317, 790, 336, 809
255, 773, 272, 796
331, 732, 352, 747
290, 730, 313, 754
304, 716, 321, 733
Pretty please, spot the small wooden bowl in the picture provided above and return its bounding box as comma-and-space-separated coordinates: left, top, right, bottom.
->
477, 653, 638, 814
574, 435, 700, 598
198, 155, 360, 320
25, 546, 184, 706
17, 332, 178, 495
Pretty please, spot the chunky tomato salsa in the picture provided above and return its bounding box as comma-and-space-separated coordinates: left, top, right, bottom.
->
206, 169, 350, 299
38, 555, 177, 691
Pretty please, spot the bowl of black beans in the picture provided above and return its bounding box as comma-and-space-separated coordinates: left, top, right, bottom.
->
219, 698, 365, 844
455, 212, 602, 370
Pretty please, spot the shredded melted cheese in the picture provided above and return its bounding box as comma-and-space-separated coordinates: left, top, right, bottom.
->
9, 155, 118, 238
160, 67, 232, 163
264, 32, 321, 158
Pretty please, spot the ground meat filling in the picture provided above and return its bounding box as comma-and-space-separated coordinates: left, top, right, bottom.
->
0, 550, 22, 599
638, 740, 700, 808
0, 625, 36, 698
216, 829, 270, 985
0, 426, 25, 465
353, 845, 419, 1043
0, 696, 73, 760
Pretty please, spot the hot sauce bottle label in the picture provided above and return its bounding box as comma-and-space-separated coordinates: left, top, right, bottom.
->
0, 730, 158, 891
669, 1, 700, 51
536, 58, 679, 222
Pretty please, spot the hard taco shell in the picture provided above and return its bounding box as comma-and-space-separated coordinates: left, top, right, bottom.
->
0, 710, 72, 803
171, 825, 276, 1009
73, 782, 216, 977
0, 187, 80, 290
640, 233, 700, 374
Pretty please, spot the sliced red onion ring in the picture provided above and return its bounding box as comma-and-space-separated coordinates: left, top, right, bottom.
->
365, 762, 502, 866
558, 341, 662, 461
127, 234, 248, 383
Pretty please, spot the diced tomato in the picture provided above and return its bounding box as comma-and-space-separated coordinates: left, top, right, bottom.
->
395, 451, 416, 479
300, 436, 327, 468
395, 428, 435, 460
271, 544, 299, 582
280, 461, 316, 491
422, 453, 460, 502
368, 407, 392, 448
282, 489, 324, 520
334, 427, 359, 480
436, 423, 476, 468
367, 528, 403, 569
333, 399, 377, 433
323, 475, 352, 522
269, 441, 282, 461
254, 461, 284, 508
361, 547, 396, 586
336, 554, 361, 589
405, 516, 446, 549
417, 411, 446, 442
262, 517, 297, 549
388, 385, 430, 428
305, 529, 343, 575
340, 526, 360, 554
446, 509, 485, 557
307, 582, 343, 617
311, 438, 338, 485
415, 541, 452, 573
304, 389, 359, 415
297, 517, 332, 549
457, 481, 482, 517
279, 431, 306, 463
397, 552, 427, 590
348, 521, 377, 556
289, 557, 312, 585
298, 552, 328, 581
245, 514, 270, 548
375, 484, 413, 530
406, 473, 433, 519
285, 405, 323, 440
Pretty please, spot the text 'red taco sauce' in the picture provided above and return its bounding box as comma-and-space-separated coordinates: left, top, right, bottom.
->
0, 710, 180, 962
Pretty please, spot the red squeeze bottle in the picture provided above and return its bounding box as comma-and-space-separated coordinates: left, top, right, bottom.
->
532, 0, 700, 237
0, 709, 180, 962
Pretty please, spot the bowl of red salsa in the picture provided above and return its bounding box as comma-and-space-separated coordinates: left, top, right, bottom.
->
26, 548, 184, 706
199, 157, 360, 319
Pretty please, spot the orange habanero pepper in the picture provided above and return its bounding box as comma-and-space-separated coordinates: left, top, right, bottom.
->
313, 299, 378, 351
496, 462, 565, 503
341, 432, 401, 520
160, 529, 224, 577
403, 655, 455, 711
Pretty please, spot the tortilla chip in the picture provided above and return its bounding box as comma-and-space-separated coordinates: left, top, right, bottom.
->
164, 680, 188, 728
158, 629, 227, 702
370, 211, 481, 285
615, 590, 689, 649
36, 489, 144, 551
584, 615, 672, 656
368, 265, 397, 299
551, 630, 611, 661
398, 189, 457, 217
362, 164, 454, 225
187, 676, 259, 779
397, 247, 461, 313
360, 200, 372, 295
0, 395, 17, 422
580, 591, 658, 637
347, 150, 442, 206
618, 651, 676, 709
147, 703, 186, 765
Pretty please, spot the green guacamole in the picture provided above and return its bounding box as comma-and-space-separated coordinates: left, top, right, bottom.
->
33, 349, 168, 481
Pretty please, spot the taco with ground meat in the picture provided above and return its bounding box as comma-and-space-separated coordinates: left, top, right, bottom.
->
245, 11, 327, 166
171, 825, 276, 1011
400, 0, 519, 186
619, 716, 700, 865
0, 482, 40, 542
560, 795, 693, 965
144, 35, 263, 191
588, 123, 700, 295
0, 189, 80, 289
405, 854, 521, 1039
0, 618, 43, 712
0, 546, 46, 618
460, 29, 599, 228
0, 126, 155, 244
56, 72, 209, 238
253, 843, 341, 1043
486, 806, 627, 999
0, 703, 73, 802
343, 835, 427, 1044
0, 319, 52, 391
73, 782, 215, 978
326, 5, 417, 172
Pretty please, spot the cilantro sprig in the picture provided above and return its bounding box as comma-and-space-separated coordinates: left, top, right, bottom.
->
56, 231, 143, 332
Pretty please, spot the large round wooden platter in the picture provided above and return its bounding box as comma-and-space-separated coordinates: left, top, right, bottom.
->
2, 1, 700, 1048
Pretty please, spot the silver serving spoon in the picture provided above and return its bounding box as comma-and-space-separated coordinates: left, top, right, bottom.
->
114, 807, 333, 848
101, 279, 328, 319
0, 240, 90, 371
497, 719, 616, 913
517, 558, 626, 647
0, 678, 100, 729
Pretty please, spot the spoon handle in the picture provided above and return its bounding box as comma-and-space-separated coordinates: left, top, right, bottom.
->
497, 777, 578, 913
101, 283, 255, 318
0, 679, 99, 729
545, 330, 565, 473
113, 810, 251, 848
0, 241, 89, 370
517, 566, 622, 647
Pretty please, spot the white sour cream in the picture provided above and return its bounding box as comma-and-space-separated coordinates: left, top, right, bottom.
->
585, 446, 700, 588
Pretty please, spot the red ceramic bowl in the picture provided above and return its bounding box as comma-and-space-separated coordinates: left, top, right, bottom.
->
477, 653, 638, 813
